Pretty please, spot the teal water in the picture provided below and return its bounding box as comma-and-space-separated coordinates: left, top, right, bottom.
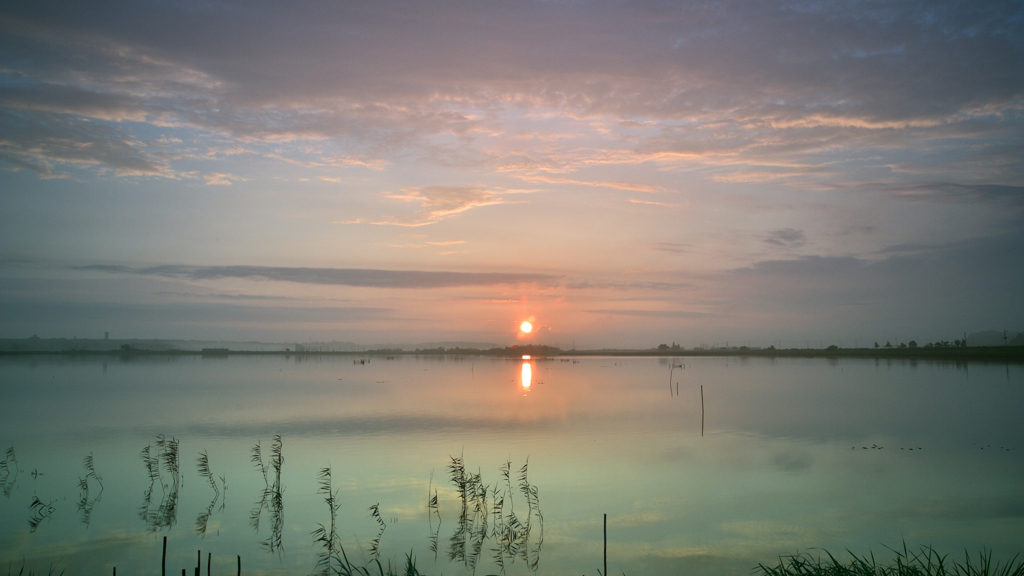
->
1, 355, 1022, 575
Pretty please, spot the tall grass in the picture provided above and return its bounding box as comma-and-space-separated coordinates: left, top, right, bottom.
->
757, 543, 1024, 576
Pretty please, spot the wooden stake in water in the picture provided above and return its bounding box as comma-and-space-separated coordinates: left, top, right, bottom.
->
162, 536, 167, 576
701, 385, 705, 437
603, 513, 607, 576
237, 555, 241, 576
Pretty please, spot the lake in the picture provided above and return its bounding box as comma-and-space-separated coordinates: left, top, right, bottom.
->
1, 354, 1022, 575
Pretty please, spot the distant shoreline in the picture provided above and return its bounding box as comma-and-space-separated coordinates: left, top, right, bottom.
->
3, 345, 1023, 362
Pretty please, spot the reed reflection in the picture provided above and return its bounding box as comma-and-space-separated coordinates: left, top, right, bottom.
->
250, 434, 284, 554
77, 452, 104, 527
28, 495, 55, 533
1, 445, 17, 498
445, 454, 543, 573
427, 472, 441, 559
139, 435, 180, 532
194, 450, 226, 537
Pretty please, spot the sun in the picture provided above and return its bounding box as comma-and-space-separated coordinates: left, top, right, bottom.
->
520, 321, 533, 333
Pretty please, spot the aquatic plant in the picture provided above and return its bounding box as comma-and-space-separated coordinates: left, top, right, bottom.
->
195, 450, 226, 537
426, 472, 441, 560
77, 452, 104, 527
3, 560, 65, 576
250, 435, 284, 554
138, 435, 180, 531
757, 543, 1024, 576
312, 465, 423, 576
443, 455, 543, 574
368, 503, 388, 559
1, 445, 18, 498
312, 465, 343, 576
27, 496, 56, 533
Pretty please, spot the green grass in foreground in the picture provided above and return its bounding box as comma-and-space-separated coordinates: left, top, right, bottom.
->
757, 544, 1024, 576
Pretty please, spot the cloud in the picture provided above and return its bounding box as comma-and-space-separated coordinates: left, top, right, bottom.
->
763, 228, 806, 249
2, 0, 1019, 187
653, 242, 693, 254
881, 183, 1024, 208
566, 279, 692, 291
203, 172, 239, 186
0, 300, 394, 328
519, 174, 669, 193
721, 229, 1024, 334
77, 264, 558, 289
629, 198, 678, 207
372, 186, 509, 226
0, 109, 171, 177
585, 309, 711, 319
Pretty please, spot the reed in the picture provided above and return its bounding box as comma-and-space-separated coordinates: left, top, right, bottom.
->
310, 465, 424, 576
443, 455, 543, 574
757, 543, 1024, 576
367, 503, 388, 559
4, 562, 64, 576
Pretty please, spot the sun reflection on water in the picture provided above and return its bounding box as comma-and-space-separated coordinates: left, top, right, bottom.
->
521, 360, 532, 391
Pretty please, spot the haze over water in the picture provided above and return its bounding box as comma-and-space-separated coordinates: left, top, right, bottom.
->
2, 355, 1022, 575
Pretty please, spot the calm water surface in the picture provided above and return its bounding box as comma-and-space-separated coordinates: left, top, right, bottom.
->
1, 355, 1022, 575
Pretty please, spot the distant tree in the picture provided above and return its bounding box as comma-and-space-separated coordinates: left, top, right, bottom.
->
874, 342, 880, 349
954, 339, 962, 348
908, 340, 918, 348
884, 341, 893, 349
768, 345, 776, 350
898, 342, 907, 349
658, 343, 669, 351
826, 344, 838, 351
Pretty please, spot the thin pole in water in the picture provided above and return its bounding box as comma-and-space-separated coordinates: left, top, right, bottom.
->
162, 536, 167, 576
701, 385, 705, 437
207, 553, 211, 576
237, 555, 241, 576
603, 513, 607, 576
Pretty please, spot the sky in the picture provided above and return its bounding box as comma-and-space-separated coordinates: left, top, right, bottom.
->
1, 0, 1022, 349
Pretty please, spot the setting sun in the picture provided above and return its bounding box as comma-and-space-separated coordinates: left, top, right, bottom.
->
520, 321, 533, 333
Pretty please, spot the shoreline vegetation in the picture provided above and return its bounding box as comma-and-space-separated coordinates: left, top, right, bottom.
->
2, 342, 1024, 361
